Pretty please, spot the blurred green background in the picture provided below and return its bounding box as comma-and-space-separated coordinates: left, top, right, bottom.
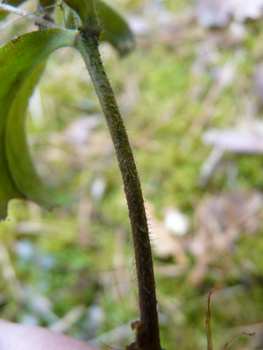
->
1, 0, 263, 349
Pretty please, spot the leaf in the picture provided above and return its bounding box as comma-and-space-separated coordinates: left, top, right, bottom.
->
96, 0, 135, 56
0, 28, 77, 219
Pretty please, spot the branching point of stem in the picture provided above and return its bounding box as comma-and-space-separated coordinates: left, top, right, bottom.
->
64, 0, 99, 33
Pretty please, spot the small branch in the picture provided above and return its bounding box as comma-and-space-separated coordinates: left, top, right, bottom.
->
222, 332, 256, 350
0, 3, 58, 29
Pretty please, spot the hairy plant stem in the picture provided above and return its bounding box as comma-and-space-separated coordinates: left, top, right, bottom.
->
75, 24, 162, 350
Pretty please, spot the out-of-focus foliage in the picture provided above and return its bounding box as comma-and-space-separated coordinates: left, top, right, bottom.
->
0, 0, 26, 21
195, 0, 263, 28
1, 1, 263, 350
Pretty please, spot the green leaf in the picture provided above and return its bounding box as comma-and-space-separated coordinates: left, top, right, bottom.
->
96, 0, 135, 56
65, 7, 80, 30
0, 28, 77, 219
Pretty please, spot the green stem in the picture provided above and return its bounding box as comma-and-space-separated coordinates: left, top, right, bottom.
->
73, 8, 162, 350
83, 0, 99, 32
64, 0, 99, 33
